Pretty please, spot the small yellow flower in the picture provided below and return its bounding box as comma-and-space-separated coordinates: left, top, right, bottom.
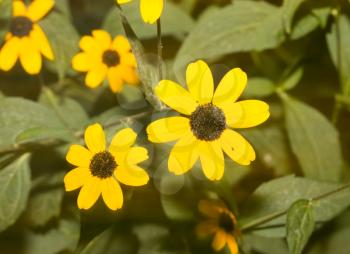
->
72, 30, 139, 93
117, 0, 164, 24
64, 123, 149, 211
146, 60, 269, 181
196, 200, 240, 254
0, 0, 54, 75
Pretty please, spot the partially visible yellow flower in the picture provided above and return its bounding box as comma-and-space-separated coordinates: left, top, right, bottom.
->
72, 30, 139, 93
146, 60, 269, 181
0, 0, 54, 75
196, 200, 240, 254
64, 123, 149, 211
117, 0, 164, 24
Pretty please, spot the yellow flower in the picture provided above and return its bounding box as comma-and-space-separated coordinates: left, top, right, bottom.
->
0, 0, 54, 75
196, 200, 240, 254
117, 0, 163, 24
64, 123, 149, 211
146, 60, 270, 181
72, 30, 139, 93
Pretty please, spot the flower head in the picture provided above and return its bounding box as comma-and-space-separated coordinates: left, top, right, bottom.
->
196, 200, 239, 254
64, 123, 149, 211
0, 0, 54, 74
117, 0, 163, 24
146, 60, 270, 181
72, 30, 138, 93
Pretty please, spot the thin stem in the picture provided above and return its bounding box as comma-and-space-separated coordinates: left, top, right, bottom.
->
241, 181, 350, 232
157, 19, 163, 80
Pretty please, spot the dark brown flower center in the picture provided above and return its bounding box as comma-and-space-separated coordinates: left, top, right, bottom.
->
10, 16, 33, 37
102, 50, 120, 67
189, 103, 226, 141
218, 213, 235, 233
90, 151, 117, 179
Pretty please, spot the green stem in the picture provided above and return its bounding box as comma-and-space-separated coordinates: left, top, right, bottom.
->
157, 19, 163, 80
241, 181, 350, 232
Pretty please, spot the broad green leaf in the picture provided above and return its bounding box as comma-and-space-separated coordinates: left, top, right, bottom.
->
0, 97, 64, 148
175, 0, 285, 70
282, 95, 343, 182
282, 0, 306, 34
80, 226, 136, 254
22, 208, 80, 254
326, 13, 350, 95
286, 200, 315, 254
117, 85, 148, 110
16, 127, 74, 144
39, 88, 89, 130
241, 175, 350, 238
242, 126, 293, 176
103, 1, 194, 39
40, 12, 79, 80
244, 235, 289, 254
0, 0, 11, 45
0, 154, 31, 232
243, 78, 275, 98
291, 14, 319, 40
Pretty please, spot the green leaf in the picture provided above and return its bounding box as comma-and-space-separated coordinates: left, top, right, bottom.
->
103, 1, 194, 39
241, 175, 350, 238
175, 0, 285, 70
80, 226, 136, 254
15, 127, 74, 144
280, 67, 304, 91
0, 154, 31, 232
326, 13, 350, 95
291, 14, 319, 40
0, 97, 64, 148
243, 78, 276, 98
286, 199, 315, 254
22, 207, 80, 254
40, 12, 79, 80
0, 0, 11, 45
282, 95, 343, 182
282, 0, 306, 34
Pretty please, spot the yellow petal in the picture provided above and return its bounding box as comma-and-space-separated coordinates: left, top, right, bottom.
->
85, 64, 108, 88
126, 147, 149, 165
72, 52, 90, 72
168, 131, 199, 175
13, 0, 27, 16
199, 141, 225, 181
155, 80, 198, 115
27, 0, 54, 21
107, 66, 124, 93
222, 100, 270, 128
115, 165, 149, 186
112, 35, 131, 55
117, 0, 133, 4
212, 230, 227, 251
121, 66, 139, 85
92, 30, 112, 50
64, 167, 91, 191
19, 37, 42, 75
110, 128, 137, 149
84, 123, 106, 154
226, 235, 239, 254
121, 52, 137, 67
140, 0, 163, 24
77, 176, 102, 210
66, 144, 93, 167
198, 199, 225, 218
220, 129, 255, 165
79, 35, 99, 52
30, 24, 54, 60
101, 177, 123, 211
213, 68, 247, 107
186, 60, 214, 104
0, 37, 20, 71
147, 116, 190, 143
196, 220, 218, 237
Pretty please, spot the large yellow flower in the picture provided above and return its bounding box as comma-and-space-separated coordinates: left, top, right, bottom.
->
72, 30, 139, 93
64, 123, 149, 211
146, 60, 269, 181
196, 200, 240, 254
0, 0, 54, 75
117, 0, 163, 24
